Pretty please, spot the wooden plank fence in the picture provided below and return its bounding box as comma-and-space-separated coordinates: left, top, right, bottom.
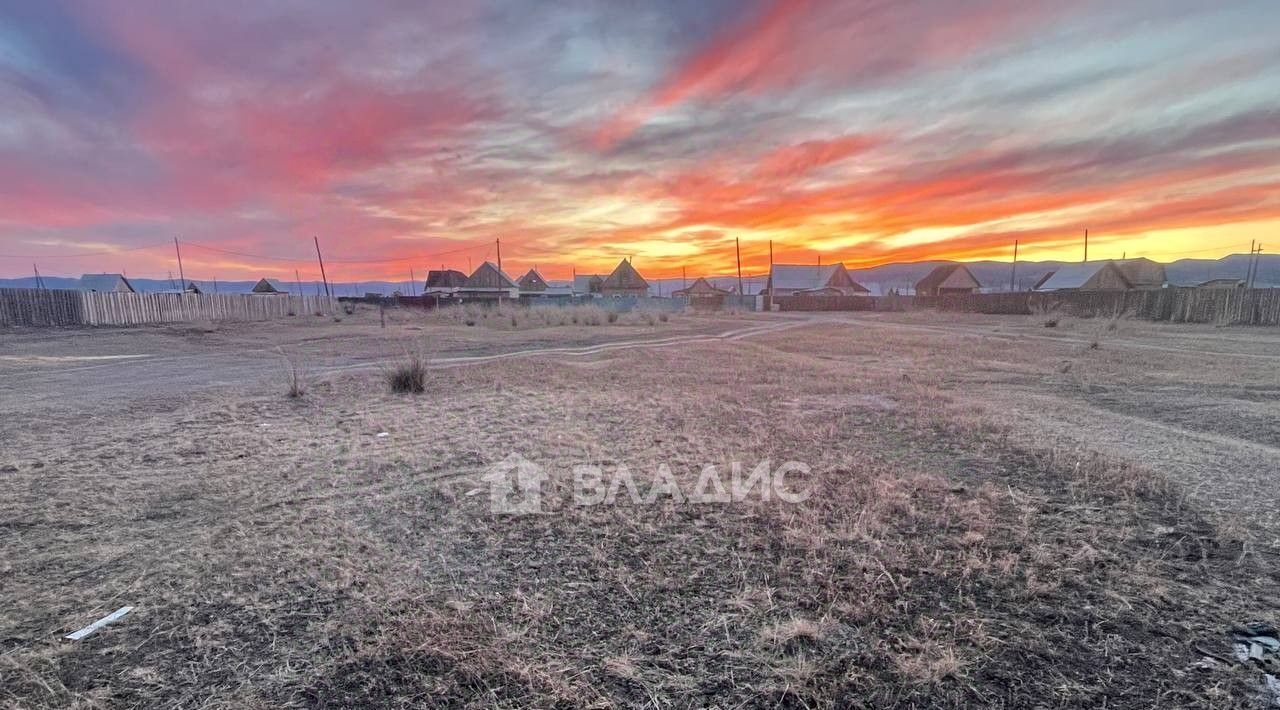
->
775, 288, 1280, 326
932, 288, 1280, 326
0, 288, 337, 327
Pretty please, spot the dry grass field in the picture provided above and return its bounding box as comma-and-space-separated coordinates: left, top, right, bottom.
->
1, 305, 1278, 708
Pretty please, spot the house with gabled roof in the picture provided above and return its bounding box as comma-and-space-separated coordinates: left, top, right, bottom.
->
673, 277, 733, 310
517, 268, 574, 301
517, 269, 549, 293
458, 261, 519, 301
915, 264, 981, 297
424, 269, 467, 293
78, 273, 135, 293
1034, 261, 1131, 292
763, 263, 869, 299
601, 259, 649, 297
251, 278, 289, 294
1114, 258, 1166, 290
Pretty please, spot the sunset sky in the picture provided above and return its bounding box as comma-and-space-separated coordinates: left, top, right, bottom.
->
1, 0, 1278, 281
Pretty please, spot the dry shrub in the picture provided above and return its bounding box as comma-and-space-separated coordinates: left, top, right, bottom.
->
279, 348, 306, 398
386, 353, 427, 394
607, 311, 619, 324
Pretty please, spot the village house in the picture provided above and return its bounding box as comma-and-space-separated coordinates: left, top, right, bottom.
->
572, 274, 603, 296
423, 269, 467, 294
1114, 257, 1167, 289
763, 263, 869, 299
914, 264, 981, 297
251, 278, 289, 294
517, 268, 549, 293
600, 259, 650, 298
672, 277, 733, 310
458, 261, 519, 301
1034, 261, 1131, 291
518, 269, 574, 301
78, 273, 135, 293
1034, 258, 1167, 292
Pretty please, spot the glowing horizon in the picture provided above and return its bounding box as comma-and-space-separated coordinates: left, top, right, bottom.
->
2, 1, 1278, 282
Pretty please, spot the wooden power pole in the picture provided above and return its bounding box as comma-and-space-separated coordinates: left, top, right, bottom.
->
313, 236, 331, 298
735, 237, 744, 296
1010, 240, 1019, 292
174, 238, 186, 291
767, 240, 774, 311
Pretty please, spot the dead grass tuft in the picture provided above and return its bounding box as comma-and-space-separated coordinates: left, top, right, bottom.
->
278, 347, 307, 398
385, 353, 427, 393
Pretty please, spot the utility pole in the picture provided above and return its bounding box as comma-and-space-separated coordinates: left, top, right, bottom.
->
33, 263, 44, 289
767, 240, 774, 311
1249, 239, 1259, 289
496, 238, 502, 273
1248, 243, 1264, 289
1010, 240, 1019, 292
174, 237, 186, 291
410, 268, 417, 297
1083, 229, 1089, 262
295, 269, 303, 294
681, 266, 686, 291
735, 237, 744, 296
313, 236, 331, 298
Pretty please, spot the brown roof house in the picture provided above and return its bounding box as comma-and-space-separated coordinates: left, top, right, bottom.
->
672, 277, 733, 310
764, 263, 869, 299
601, 259, 650, 298
915, 264, 981, 296
458, 261, 519, 301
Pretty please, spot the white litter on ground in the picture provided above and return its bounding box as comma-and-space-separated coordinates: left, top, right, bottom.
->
65, 606, 133, 641
375, 432, 389, 438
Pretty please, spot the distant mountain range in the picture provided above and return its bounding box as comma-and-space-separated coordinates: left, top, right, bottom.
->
2, 254, 1276, 296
